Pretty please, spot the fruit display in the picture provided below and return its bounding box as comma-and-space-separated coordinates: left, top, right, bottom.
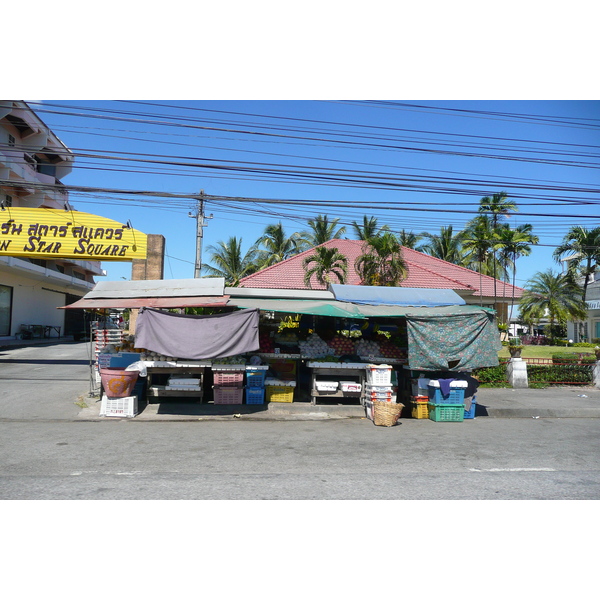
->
377, 339, 407, 360
298, 333, 336, 358
259, 330, 275, 353
327, 334, 356, 355
355, 338, 381, 356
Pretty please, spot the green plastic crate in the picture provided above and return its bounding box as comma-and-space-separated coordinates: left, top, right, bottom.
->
427, 403, 465, 422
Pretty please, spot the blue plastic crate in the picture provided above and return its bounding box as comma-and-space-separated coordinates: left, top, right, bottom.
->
464, 396, 476, 419
245, 387, 265, 404
428, 384, 465, 404
246, 368, 266, 388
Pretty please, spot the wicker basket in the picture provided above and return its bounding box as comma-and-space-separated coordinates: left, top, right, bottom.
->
373, 401, 404, 427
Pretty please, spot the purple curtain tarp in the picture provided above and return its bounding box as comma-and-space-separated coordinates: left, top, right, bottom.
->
135, 308, 260, 360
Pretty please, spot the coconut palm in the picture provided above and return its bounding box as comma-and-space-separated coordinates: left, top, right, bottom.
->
519, 269, 587, 341
298, 214, 346, 249
470, 192, 518, 307
203, 236, 258, 286
553, 225, 600, 302
354, 232, 407, 286
462, 219, 495, 303
302, 246, 348, 288
351, 215, 389, 240
397, 229, 424, 250
419, 225, 466, 264
254, 222, 302, 268
495, 223, 539, 320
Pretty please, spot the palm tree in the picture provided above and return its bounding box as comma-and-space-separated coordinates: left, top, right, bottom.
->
354, 232, 408, 286
462, 219, 495, 303
254, 222, 302, 268
419, 226, 466, 264
302, 246, 348, 288
351, 215, 389, 240
495, 223, 539, 320
553, 225, 600, 303
397, 229, 424, 250
203, 236, 258, 286
519, 269, 587, 341
299, 215, 346, 249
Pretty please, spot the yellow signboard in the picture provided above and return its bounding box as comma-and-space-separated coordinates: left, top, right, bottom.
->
0, 207, 147, 261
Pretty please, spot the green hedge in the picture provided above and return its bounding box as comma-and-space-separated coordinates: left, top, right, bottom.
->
474, 364, 509, 387
528, 363, 593, 384
551, 352, 596, 364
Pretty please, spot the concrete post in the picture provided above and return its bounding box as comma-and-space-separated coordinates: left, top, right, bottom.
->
593, 361, 600, 389
507, 357, 529, 388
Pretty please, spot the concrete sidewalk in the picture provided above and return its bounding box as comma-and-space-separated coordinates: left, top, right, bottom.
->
77, 385, 600, 421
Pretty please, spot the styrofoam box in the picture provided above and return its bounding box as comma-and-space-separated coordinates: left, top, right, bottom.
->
316, 381, 339, 391
100, 394, 138, 418
264, 378, 296, 387
341, 381, 362, 392
168, 378, 201, 385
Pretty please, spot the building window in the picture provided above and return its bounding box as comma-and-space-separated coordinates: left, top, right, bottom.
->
73, 271, 86, 280
8, 134, 15, 147
4, 195, 12, 207
29, 258, 47, 268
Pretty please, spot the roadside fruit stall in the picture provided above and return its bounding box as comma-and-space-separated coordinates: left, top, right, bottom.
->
62, 279, 501, 424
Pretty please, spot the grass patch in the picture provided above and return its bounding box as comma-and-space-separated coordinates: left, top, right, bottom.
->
498, 345, 595, 359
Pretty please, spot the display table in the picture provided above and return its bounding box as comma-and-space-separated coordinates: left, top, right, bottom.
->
306, 361, 368, 405
144, 360, 212, 403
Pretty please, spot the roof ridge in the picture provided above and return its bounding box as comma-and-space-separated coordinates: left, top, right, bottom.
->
238, 239, 360, 286
403, 258, 476, 290
402, 246, 525, 292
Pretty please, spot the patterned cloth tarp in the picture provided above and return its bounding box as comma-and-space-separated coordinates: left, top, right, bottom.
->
406, 308, 501, 370
135, 307, 260, 360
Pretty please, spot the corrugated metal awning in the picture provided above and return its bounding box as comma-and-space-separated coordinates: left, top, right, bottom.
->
329, 284, 466, 306
59, 295, 230, 310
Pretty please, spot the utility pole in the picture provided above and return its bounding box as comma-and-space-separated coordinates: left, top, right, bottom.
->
189, 190, 213, 278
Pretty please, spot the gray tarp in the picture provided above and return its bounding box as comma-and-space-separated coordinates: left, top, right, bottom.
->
135, 307, 260, 360
406, 309, 501, 370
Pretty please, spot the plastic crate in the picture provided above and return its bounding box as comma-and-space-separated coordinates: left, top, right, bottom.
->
428, 385, 466, 405
411, 402, 430, 419
266, 385, 294, 403
100, 394, 138, 418
364, 383, 393, 394
213, 386, 243, 404
213, 370, 244, 386
245, 387, 265, 404
427, 403, 465, 422
464, 396, 477, 419
246, 368, 267, 388
411, 395, 429, 403
365, 364, 392, 385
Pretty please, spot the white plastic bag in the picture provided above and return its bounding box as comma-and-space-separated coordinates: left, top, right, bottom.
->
125, 361, 147, 377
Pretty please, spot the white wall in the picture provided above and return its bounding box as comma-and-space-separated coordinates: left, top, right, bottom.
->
0, 271, 66, 335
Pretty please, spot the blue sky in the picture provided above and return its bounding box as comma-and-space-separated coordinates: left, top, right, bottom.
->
24, 99, 600, 288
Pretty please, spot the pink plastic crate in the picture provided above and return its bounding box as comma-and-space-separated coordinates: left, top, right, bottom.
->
213, 386, 243, 404
213, 371, 244, 386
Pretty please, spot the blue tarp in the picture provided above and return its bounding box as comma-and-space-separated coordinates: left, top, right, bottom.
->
329, 284, 466, 307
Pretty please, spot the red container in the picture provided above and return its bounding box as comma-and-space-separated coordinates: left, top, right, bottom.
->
100, 367, 139, 398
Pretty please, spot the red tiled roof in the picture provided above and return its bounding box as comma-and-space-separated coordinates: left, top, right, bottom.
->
238, 239, 524, 299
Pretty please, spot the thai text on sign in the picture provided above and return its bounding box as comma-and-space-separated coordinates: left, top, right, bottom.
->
0, 207, 147, 261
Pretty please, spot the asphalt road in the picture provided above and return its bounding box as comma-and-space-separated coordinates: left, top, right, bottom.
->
1, 418, 599, 499
1, 341, 599, 500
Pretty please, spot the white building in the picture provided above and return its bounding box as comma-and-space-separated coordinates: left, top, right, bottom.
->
0, 100, 105, 340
